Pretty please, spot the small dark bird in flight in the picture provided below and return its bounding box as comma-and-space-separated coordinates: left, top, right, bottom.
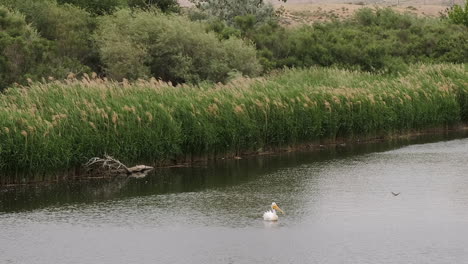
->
391, 192, 400, 196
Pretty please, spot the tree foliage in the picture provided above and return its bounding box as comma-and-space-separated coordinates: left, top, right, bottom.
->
229, 8, 468, 73
0, 7, 57, 89
57, 0, 180, 14
94, 9, 261, 83
57, 0, 126, 15
127, 0, 180, 13
447, 0, 468, 26
0, 1, 466, 90
189, 0, 285, 25
1, 0, 97, 68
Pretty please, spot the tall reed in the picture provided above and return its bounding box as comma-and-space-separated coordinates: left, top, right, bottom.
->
0, 64, 467, 175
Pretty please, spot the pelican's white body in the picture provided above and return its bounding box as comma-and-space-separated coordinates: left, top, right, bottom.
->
263, 210, 279, 221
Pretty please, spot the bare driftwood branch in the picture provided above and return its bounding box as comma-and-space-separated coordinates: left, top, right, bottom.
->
84, 155, 153, 178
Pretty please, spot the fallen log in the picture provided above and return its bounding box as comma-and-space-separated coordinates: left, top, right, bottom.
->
83, 155, 154, 178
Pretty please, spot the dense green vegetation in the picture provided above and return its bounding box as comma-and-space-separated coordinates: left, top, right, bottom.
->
0, 64, 467, 175
206, 8, 468, 72
0, 0, 96, 88
94, 9, 261, 83
0, 0, 467, 90
56, 0, 180, 14
189, 0, 282, 25
0, 5, 92, 89
0, 0, 467, 180
447, 0, 468, 26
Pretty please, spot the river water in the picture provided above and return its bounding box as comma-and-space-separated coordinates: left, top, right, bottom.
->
1, 133, 468, 264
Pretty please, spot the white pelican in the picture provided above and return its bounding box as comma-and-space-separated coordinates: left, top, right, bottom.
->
263, 202, 285, 221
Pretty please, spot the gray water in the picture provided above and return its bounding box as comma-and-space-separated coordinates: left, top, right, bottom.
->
1, 134, 468, 264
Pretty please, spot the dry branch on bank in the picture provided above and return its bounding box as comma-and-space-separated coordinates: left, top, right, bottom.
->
83, 155, 153, 178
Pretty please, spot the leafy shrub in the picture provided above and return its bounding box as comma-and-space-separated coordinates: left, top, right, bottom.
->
0, 7, 56, 90
58, 0, 181, 14
238, 8, 468, 73
57, 0, 126, 15
447, 0, 468, 26
189, 0, 282, 25
127, 0, 180, 13
94, 9, 261, 83
204, 18, 241, 40
0, 0, 96, 71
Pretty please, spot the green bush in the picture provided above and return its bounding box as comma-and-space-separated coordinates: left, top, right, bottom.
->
0, 7, 57, 90
57, 0, 126, 15
58, 0, 181, 14
0, 0, 95, 72
190, 0, 281, 25
447, 0, 468, 26
94, 9, 261, 83
239, 8, 468, 73
127, 0, 180, 13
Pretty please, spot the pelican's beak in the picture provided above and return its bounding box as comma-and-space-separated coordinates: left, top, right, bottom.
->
273, 204, 285, 214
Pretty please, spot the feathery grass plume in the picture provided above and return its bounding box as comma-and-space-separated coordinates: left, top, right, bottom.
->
0, 63, 466, 176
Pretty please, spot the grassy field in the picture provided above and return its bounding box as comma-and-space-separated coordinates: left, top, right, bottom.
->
0, 64, 467, 179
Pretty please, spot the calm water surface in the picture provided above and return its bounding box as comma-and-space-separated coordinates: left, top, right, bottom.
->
1, 134, 468, 264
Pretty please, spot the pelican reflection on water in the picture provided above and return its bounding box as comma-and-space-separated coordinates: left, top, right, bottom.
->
263, 202, 285, 221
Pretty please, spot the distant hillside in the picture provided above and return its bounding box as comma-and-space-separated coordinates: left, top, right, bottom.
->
179, 0, 464, 6
178, 0, 465, 26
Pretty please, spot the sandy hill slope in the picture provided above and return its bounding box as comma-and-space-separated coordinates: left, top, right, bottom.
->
277, 0, 464, 25
179, 0, 465, 25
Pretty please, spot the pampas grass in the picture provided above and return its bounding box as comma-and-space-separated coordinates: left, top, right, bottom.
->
0, 63, 466, 176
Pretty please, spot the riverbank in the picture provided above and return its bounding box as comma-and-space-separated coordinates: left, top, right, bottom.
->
0, 63, 467, 184
3, 128, 468, 264
1, 126, 468, 187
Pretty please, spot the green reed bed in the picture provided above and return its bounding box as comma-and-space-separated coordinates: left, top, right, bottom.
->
0, 64, 467, 175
